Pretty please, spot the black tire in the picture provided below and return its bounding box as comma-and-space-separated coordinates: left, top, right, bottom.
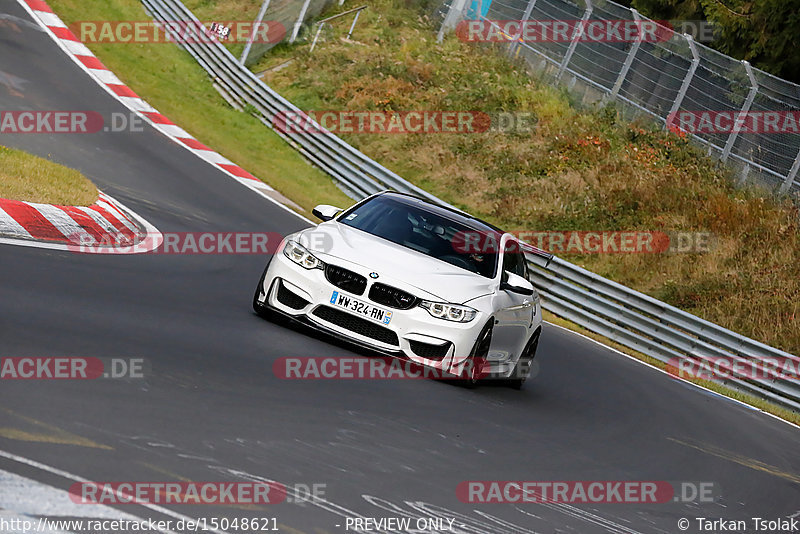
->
461, 321, 494, 387
506, 329, 541, 390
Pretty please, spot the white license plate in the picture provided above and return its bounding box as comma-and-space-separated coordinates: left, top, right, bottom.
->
330, 291, 393, 325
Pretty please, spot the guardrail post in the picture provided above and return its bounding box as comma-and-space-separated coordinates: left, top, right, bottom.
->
780, 149, 800, 194
508, 0, 537, 58
556, 0, 592, 81
290, 0, 313, 43
666, 34, 699, 130
239, 0, 272, 64
609, 9, 642, 99
721, 61, 758, 162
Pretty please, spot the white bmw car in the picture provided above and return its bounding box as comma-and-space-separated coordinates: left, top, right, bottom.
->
253, 191, 551, 388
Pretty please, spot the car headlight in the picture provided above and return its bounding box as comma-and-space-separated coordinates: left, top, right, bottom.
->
419, 300, 477, 323
283, 240, 324, 270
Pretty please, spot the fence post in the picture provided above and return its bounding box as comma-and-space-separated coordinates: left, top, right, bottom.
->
290, 0, 313, 43
666, 34, 699, 130
780, 150, 800, 194
609, 9, 642, 99
737, 163, 751, 186
509, 0, 537, 58
721, 61, 758, 163
437, 0, 470, 42
239, 0, 272, 64
556, 0, 592, 81
346, 9, 361, 39
309, 22, 325, 52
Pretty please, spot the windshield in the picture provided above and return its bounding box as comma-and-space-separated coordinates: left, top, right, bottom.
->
338, 194, 499, 278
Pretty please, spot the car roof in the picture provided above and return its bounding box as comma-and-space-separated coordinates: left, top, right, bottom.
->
376, 191, 506, 236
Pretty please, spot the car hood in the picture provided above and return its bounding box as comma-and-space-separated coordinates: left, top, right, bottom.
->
297, 223, 495, 304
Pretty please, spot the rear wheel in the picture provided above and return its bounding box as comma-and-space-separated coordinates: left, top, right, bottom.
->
506, 330, 540, 390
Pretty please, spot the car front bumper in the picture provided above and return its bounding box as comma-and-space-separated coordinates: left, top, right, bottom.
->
255, 250, 491, 374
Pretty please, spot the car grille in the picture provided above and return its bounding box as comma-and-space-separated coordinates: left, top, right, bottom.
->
312, 306, 399, 346
276, 280, 309, 310
409, 340, 451, 361
368, 283, 418, 310
325, 264, 366, 295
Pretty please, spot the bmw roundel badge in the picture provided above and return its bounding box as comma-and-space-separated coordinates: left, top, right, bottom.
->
369, 272, 379, 279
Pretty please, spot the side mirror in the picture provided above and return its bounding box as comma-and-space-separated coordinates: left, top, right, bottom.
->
501, 271, 534, 296
312, 204, 342, 222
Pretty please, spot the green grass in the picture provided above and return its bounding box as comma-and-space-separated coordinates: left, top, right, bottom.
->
49, 0, 351, 215
0, 145, 97, 206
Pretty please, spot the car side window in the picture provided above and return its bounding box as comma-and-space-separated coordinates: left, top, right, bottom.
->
503, 241, 527, 279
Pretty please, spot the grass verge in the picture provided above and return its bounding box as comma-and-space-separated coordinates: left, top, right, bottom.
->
0, 145, 97, 206
49, 0, 351, 214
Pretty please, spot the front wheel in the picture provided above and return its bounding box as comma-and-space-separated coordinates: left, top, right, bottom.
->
460, 321, 493, 387
506, 330, 540, 390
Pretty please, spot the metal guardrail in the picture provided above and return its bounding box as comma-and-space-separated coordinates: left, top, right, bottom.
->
142, 0, 800, 412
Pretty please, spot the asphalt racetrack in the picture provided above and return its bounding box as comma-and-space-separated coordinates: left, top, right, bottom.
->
1, 1, 799, 532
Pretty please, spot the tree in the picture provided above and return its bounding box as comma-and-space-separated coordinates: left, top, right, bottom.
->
622, 0, 800, 83
699, 0, 800, 83
631, 0, 704, 20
